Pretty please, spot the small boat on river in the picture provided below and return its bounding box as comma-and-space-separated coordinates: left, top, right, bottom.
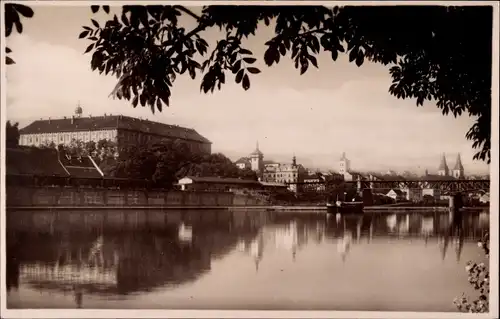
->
326, 194, 364, 215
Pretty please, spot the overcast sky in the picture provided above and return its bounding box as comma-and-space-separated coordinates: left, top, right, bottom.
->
4, 5, 491, 174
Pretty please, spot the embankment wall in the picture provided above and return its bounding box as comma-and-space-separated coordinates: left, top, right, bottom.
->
6, 186, 269, 208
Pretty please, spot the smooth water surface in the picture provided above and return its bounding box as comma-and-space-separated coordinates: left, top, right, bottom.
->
6, 209, 489, 311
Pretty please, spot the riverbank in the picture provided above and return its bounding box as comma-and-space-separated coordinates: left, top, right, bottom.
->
6, 205, 489, 213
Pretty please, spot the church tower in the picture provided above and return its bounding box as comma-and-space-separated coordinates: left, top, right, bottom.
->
437, 153, 449, 176
452, 153, 465, 179
249, 141, 264, 173
339, 152, 351, 175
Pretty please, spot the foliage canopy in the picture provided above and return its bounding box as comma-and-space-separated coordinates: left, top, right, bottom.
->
5, 4, 493, 163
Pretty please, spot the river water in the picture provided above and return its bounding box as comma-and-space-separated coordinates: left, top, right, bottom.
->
6, 209, 489, 312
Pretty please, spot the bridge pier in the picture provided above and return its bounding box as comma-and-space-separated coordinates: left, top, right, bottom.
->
448, 192, 464, 226
362, 189, 373, 206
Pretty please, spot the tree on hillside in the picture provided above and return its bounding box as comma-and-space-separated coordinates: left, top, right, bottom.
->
178, 152, 258, 180
5, 120, 20, 148
5, 5, 493, 163
110, 138, 194, 186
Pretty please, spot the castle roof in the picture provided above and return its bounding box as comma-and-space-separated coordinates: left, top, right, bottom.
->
19, 115, 211, 144
453, 153, 464, 171
438, 153, 449, 171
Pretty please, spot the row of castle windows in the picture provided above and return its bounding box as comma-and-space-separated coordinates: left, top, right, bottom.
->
21, 130, 210, 153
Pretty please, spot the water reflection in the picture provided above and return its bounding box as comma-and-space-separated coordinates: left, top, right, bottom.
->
6, 208, 489, 310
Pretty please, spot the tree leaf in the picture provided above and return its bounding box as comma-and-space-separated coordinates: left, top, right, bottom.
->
14, 20, 23, 33
78, 30, 90, 39
235, 69, 244, 84
239, 48, 252, 55
91, 19, 100, 28
355, 51, 364, 67
349, 48, 357, 62
6, 56, 15, 65
243, 57, 256, 64
15, 4, 34, 18
331, 49, 339, 61
242, 74, 250, 90
309, 55, 318, 68
231, 60, 241, 74
132, 95, 139, 107
91, 5, 99, 13
247, 67, 261, 74
84, 43, 95, 54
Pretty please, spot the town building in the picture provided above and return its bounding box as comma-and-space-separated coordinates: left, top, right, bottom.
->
262, 156, 307, 193
403, 188, 423, 202
386, 189, 406, 202
235, 157, 251, 170
18, 106, 212, 155
237, 143, 307, 193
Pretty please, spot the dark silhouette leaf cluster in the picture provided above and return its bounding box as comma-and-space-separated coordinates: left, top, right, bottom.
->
4, 4, 493, 163
4, 3, 34, 64
77, 5, 492, 163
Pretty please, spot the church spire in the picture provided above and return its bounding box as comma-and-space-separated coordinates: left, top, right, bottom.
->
453, 153, 464, 171
438, 153, 448, 171
437, 153, 449, 176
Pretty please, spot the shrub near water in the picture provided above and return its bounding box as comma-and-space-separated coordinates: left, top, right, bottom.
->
454, 232, 490, 313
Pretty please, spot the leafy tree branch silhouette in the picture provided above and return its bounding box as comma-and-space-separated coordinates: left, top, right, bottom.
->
4, 4, 493, 164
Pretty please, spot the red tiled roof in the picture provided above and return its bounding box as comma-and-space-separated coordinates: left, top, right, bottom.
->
19, 115, 211, 144
6, 146, 103, 178
6, 147, 68, 176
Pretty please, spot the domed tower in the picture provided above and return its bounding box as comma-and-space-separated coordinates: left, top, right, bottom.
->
74, 101, 83, 118
437, 153, 449, 176
249, 141, 264, 173
452, 153, 465, 179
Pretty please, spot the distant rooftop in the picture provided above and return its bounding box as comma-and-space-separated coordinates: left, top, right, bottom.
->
19, 114, 211, 144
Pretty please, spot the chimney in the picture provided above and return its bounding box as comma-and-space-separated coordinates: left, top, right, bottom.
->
48, 117, 51, 124
71, 116, 75, 124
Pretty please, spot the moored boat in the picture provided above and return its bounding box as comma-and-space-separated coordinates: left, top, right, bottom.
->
326, 195, 364, 215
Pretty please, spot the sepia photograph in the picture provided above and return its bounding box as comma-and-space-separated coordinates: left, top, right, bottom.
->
1, 1, 498, 318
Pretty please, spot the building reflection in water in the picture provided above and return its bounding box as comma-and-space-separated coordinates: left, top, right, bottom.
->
6, 208, 490, 308
421, 216, 435, 246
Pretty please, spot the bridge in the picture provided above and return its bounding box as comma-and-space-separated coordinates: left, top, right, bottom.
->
287, 179, 490, 195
